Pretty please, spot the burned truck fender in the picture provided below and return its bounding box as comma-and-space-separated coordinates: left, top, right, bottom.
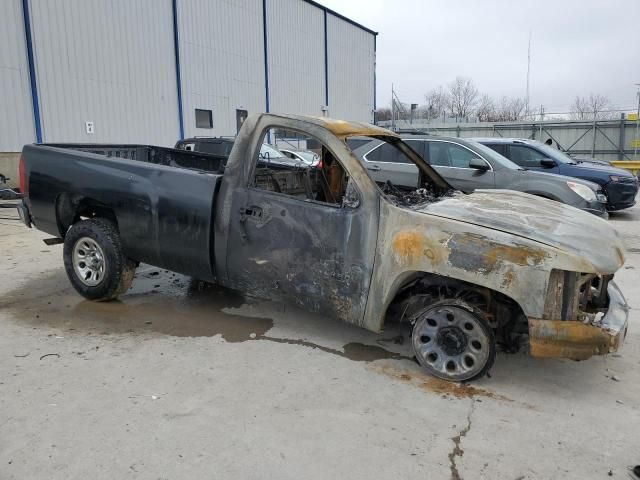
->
363, 201, 598, 334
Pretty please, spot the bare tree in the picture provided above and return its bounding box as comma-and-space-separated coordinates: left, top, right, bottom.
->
495, 96, 526, 121
570, 96, 590, 120
447, 76, 478, 119
375, 107, 391, 122
570, 94, 614, 120
423, 86, 448, 120
476, 94, 495, 122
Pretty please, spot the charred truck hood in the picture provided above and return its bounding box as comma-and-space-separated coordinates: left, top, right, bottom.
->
416, 189, 624, 274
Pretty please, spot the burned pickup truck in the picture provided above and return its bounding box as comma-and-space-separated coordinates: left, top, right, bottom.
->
18, 114, 628, 381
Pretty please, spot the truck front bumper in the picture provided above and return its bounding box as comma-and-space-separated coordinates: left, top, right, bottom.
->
528, 281, 628, 360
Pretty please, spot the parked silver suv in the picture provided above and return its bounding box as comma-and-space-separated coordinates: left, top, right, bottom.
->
351, 135, 608, 217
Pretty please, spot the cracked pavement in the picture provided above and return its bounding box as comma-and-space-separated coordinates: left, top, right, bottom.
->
448, 398, 475, 480
1, 206, 640, 479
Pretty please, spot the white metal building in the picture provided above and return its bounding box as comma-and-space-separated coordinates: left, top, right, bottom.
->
0, 0, 377, 153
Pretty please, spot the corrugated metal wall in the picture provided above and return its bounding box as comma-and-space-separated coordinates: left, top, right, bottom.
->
29, 0, 179, 145
327, 14, 375, 123
266, 0, 325, 118
0, 0, 36, 152
0, 0, 376, 150
178, 0, 266, 138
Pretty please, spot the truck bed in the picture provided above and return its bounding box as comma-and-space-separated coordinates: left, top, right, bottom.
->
42, 143, 227, 174
21, 143, 223, 282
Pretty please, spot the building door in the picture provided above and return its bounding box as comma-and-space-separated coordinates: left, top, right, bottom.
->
236, 109, 248, 134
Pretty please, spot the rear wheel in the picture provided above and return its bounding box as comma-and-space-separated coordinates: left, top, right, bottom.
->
411, 300, 495, 382
63, 218, 136, 301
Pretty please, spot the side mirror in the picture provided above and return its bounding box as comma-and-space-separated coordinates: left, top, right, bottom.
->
469, 157, 490, 171
540, 158, 556, 168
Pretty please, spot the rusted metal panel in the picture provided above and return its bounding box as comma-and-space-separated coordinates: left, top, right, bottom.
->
217, 113, 628, 364
364, 201, 553, 332
422, 189, 625, 274
543, 269, 564, 320
529, 280, 628, 360
529, 319, 613, 359
306, 115, 397, 139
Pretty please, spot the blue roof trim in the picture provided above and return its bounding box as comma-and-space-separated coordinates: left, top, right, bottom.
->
262, 0, 270, 112
21, 0, 42, 143
323, 10, 329, 108
172, 0, 185, 140
373, 34, 377, 112
302, 0, 377, 35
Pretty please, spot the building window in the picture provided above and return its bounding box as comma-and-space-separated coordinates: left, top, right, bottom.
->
195, 109, 213, 129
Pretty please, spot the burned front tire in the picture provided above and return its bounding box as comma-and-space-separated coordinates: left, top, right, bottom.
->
63, 218, 136, 301
411, 300, 496, 382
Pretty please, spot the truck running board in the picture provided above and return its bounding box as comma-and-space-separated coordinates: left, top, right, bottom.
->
42, 237, 64, 246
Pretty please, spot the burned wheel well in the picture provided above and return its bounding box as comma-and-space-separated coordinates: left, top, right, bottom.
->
56, 193, 119, 236
384, 272, 527, 350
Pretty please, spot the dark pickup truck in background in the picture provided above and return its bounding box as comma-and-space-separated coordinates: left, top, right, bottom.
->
17, 114, 629, 382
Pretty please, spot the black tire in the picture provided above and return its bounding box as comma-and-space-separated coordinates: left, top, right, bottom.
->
411, 299, 496, 382
63, 218, 136, 301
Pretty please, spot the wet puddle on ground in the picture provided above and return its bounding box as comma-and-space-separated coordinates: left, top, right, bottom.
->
1, 268, 271, 340
1, 267, 515, 402
0, 267, 408, 363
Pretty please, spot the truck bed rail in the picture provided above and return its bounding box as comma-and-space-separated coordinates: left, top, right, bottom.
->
43, 143, 226, 174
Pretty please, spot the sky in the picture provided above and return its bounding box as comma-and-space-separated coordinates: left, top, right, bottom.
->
319, 0, 640, 116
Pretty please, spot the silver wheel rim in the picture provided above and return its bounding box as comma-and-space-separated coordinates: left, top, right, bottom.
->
72, 237, 106, 287
412, 305, 491, 381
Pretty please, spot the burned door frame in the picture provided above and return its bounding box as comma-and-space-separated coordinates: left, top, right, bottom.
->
217, 116, 381, 326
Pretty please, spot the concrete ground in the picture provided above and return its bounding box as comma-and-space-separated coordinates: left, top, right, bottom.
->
1, 206, 639, 480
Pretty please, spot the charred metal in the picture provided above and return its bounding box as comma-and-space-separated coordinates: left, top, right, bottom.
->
19, 113, 630, 381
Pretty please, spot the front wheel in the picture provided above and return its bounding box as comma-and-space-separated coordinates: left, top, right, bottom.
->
411, 300, 496, 382
63, 218, 136, 301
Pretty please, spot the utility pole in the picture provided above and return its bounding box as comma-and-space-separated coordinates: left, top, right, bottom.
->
526, 30, 531, 116
410, 103, 418, 125
391, 83, 395, 132
591, 106, 597, 158
539, 104, 544, 138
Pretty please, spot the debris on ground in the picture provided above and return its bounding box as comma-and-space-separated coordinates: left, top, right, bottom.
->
39, 353, 60, 360
128, 393, 167, 400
